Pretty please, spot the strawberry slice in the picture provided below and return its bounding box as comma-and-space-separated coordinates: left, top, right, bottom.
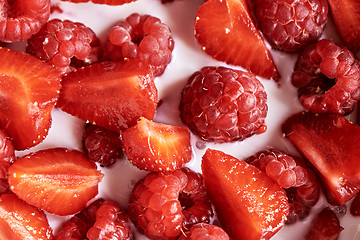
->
201, 149, 288, 240
328, 0, 360, 53
194, 0, 279, 80
0, 193, 53, 240
57, 59, 158, 132
122, 117, 192, 172
61, 0, 136, 5
282, 111, 360, 205
0, 47, 61, 150
8, 148, 104, 216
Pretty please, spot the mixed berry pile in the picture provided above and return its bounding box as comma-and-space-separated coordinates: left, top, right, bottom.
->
0, 0, 359, 239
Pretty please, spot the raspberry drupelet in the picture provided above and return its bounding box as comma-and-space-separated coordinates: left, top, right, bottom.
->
105, 13, 174, 77
179, 66, 268, 143
178, 223, 230, 240
253, 0, 328, 52
292, 39, 360, 115
26, 18, 102, 75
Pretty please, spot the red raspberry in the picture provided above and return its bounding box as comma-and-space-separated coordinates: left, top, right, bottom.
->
178, 223, 230, 240
105, 13, 174, 77
26, 18, 102, 75
254, 0, 328, 52
0, 0, 50, 42
179, 66, 268, 143
128, 168, 213, 240
0, 129, 16, 194
82, 123, 123, 167
292, 39, 360, 115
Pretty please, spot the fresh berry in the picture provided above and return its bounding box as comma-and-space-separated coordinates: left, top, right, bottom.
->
8, 148, 104, 216
57, 59, 158, 132
0, 193, 53, 240
106, 13, 174, 77
194, 0, 279, 80
328, 0, 360, 53
0, 0, 50, 42
305, 207, 343, 240
291, 39, 360, 115
253, 0, 328, 52
83, 123, 123, 167
27, 18, 102, 75
0, 47, 61, 150
178, 223, 230, 240
282, 111, 360, 205
61, 0, 137, 5
201, 149, 289, 240
122, 117, 192, 172
180, 66, 268, 142
0, 129, 16, 194
350, 192, 360, 216
128, 167, 213, 239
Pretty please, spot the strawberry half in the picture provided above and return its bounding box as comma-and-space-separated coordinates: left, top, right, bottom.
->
0, 47, 61, 150
57, 59, 158, 132
8, 148, 104, 216
122, 117, 192, 172
0, 193, 53, 240
282, 111, 360, 205
61, 0, 137, 5
201, 149, 288, 240
328, 0, 360, 53
194, 0, 279, 80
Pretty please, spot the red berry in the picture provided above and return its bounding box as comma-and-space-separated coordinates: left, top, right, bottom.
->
180, 66, 267, 142
350, 192, 360, 216
60, 0, 137, 5
0, 129, 15, 194
178, 223, 229, 240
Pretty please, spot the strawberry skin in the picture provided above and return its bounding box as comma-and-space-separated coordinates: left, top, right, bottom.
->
0, 47, 61, 150
8, 148, 104, 216
57, 59, 158, 132
194, 0, 279, 80
201, 149, 288, 240
122, 117, 192, 172
0, 193, 53, 240
282, 111, 360, 205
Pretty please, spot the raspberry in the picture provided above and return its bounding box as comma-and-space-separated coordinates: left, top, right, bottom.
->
105, 13, 174, 77
26, 18, 102, 75
0, 0, 50, 42
291, 39, 360, 115
179, 66, 268, 143
82, 123, 123, 167
254, 0, 328, 52
178, 223, 230, 240
128, 168, 213, 239
0, 129, 16, 194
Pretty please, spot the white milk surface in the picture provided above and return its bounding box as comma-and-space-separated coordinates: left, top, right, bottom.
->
13, 0, 360, 239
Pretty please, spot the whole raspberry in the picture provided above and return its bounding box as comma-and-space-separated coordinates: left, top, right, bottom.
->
292, 39, 360, 115
178, 223, 230, 240
128, 168, 213, 240
105, 13, 174, 77
179, 66, 268, 143
254, 0, 328, 52
26, 18, 102, 75
82, 123, 123, 167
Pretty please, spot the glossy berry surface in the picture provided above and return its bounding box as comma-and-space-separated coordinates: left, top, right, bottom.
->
180, 66, 267, 142
178, 223, 229, 240
0, 129, 16, 194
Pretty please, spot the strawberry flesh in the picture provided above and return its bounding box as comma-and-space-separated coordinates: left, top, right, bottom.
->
201, 149, 288, 240
350, 192, 360, 216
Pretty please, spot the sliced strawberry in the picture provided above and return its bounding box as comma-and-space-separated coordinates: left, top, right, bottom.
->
201, 149, 288, 240
305, 207, 343, 240
57, 59, 157, 132
328, 0, 360, 53
8, 148, 104, 216
282, 111, 360, 205
0, 193, 53, 240
194, 0, 279, 80
61, 0, 137, 5
122, 117, 192, 172
0, 47, 61, 150
350, 192, 360, 216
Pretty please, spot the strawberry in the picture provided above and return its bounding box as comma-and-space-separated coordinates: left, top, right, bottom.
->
328, 0, 360, 53
194, 0, 279, 80
0, 47, 61, 150
282, 111, 360, 205
57, 59, 158, 132
61, 0, 136, 5
350, 192, 360, 216
8, 148, 104, 216
305, 207, 343, 240
122, 117, 192, 172
0, 193, 53, 240
201, 149, 288, 240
